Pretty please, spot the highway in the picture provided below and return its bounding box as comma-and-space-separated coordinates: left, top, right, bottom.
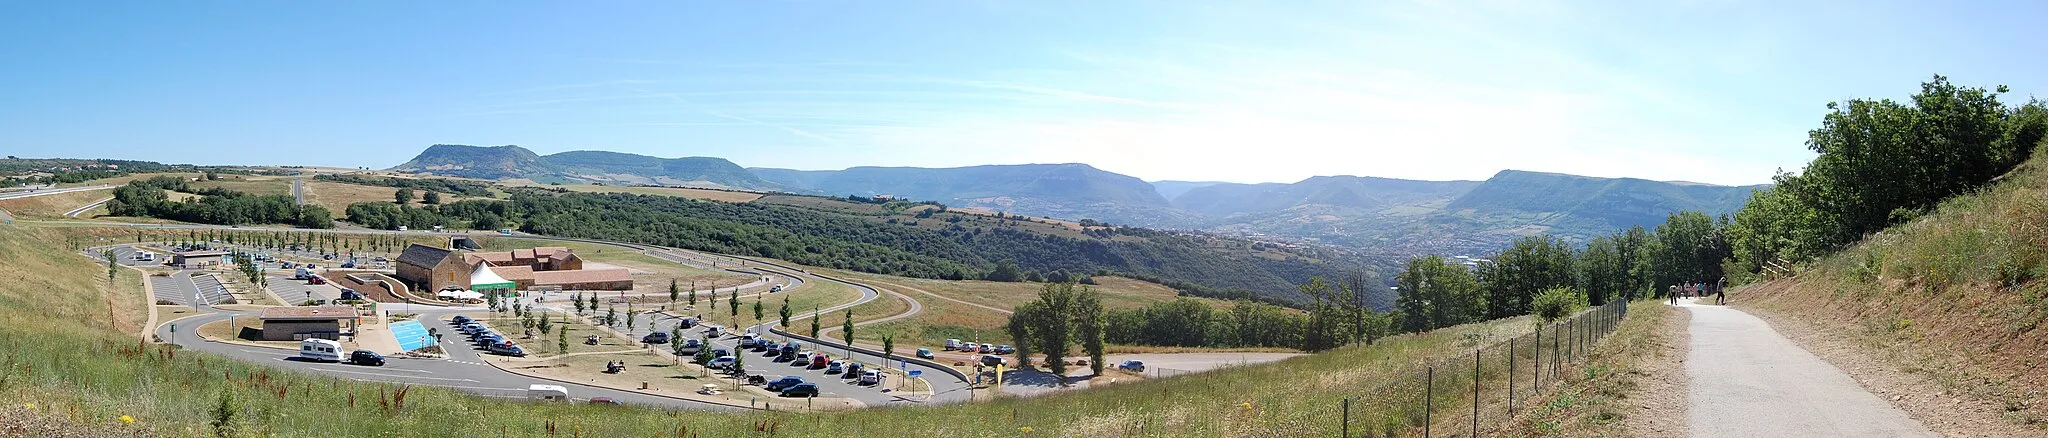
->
0, 184, 113, 200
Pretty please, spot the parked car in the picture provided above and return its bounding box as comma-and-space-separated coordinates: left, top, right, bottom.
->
825, 360, 846, 374
347, 350, 385, 366
780, 383, 821, 398
844, 362, 864, 377
704, 325, 724, 338
765, 376, 807, 391
737, 333, 761, 348
706, 355, 738, 369
679, 339, 703, 355
944, 339, 963, 350
487, 343, 526, 357
994, 344, 1016, 355
588, 397, 623, 406
712, 348, 730, 358
451, 315, 471, 325
642, 331, 672, 345
1118, 360, 1146, 372
978, 343, 994, 354
757, 340, 779, 353
858, 370, 882, 385
809, 354, 830, 369
915, 348, 934, 359
979, 354, 1006, 367
677, 318, 697, 329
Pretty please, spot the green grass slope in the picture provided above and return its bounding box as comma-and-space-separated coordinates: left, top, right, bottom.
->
1, 225, 1565, 436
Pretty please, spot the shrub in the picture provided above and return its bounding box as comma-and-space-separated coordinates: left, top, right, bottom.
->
1531, 287, 1586, 323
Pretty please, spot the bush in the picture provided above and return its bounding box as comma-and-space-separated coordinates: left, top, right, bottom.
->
1531, 287, 1586, 323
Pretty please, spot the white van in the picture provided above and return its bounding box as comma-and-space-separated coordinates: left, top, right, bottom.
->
298, 339, 344, 362
527, 384, 569, 402
944, 339, 963, 351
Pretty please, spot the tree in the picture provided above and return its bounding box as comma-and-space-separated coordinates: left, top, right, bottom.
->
984, 259, 1024, 282
728, 291, 739, 325
1649, 211, 1730, 294
693, 336, 715, 365
1395, 255, 1484, 333
882, 335, 896, 364
1479, 235, 1576, 319
210, 386, 240, 438
670, 326, 687, 359
1531, 287, 1586, 322
809, 306, 821, 339
1074, 286, 1106, 375
1006, 303, 1037, 368
572, 292, 585, 315
668, 279, 679, 305
752, 299, 764, 321
1011, 282, 1078, 380
688, 286, 698, 307
626, 305, 637, 332
605, 306, 618, 327
538, 312, 553, 335
422, 191, 441, 205
841, 308, 856, 347
393, 189, 413, 205
104, 248, 117, 285
779, 296, 792, 327
558, 329, 568, 354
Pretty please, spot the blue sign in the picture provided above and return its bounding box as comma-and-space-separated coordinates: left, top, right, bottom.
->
390, 321, 433, 351
907, 370, 922, 378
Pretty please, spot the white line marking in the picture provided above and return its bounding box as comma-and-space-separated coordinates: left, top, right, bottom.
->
312, 367, 478, 382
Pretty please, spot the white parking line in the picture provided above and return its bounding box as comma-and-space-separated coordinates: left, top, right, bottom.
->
312, 367, 478, 382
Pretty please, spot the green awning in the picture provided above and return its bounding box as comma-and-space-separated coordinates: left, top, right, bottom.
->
469, 264, 516, 290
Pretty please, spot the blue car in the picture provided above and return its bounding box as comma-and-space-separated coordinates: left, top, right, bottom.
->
765, 376, 807, 391
780, 383, 821, 398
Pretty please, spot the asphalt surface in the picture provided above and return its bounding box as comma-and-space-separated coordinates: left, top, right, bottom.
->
1682, 300, 1935, 437
0, 184, 112, 200
114, 226, 975, 410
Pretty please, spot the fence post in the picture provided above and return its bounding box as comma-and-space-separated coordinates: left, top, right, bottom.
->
1533, 326, 1541, 387
1342, 397, 1351, 438
1508, 337, 1516, 413
1425, 366, 1434, 438
1472, 349, 1480, 436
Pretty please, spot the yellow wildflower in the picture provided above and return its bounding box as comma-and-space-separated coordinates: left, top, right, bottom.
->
119, 415, 135, 424
1019, 426, 1034, 433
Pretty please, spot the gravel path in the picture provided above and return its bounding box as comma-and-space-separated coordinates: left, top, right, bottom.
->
1682, 299, 1935, 437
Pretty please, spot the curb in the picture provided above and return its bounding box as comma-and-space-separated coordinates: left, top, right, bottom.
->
472, 350, 764, 411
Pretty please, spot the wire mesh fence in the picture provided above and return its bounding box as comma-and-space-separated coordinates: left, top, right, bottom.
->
1252, 299, 1632, 437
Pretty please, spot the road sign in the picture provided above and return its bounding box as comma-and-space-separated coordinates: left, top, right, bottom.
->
907, 370, 922, 378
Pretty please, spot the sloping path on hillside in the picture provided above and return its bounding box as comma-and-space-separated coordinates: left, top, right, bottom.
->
1681, 299, 1935, 437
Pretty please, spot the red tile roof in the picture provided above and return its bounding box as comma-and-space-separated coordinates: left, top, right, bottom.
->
531, 268, 632, 286
491, 265, 536, 281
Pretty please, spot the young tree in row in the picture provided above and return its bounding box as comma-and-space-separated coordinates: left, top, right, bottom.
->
808, 305, 821, 339
779, 296, 792, 328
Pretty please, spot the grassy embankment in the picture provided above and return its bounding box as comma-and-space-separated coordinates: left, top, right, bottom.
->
1738, 151, 2048, 429
5, 224, 1611, 436
0, 187, 114, 217
1505, 301, 1676, 436
827, 270, 1245, 349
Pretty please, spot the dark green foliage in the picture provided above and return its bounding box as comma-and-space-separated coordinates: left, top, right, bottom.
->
1477, 235, 1576, 319
1395, 256, 1483, 332
397, 190, 1353, 303
1530, 287, 1585, 322
106, 177, 333, 228
1730, 75, 2048, 272
313, 173, 492, 196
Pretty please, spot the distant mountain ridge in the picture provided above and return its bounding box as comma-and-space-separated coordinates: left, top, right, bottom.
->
389, 145, 776, 190
386, 144, 1765, 256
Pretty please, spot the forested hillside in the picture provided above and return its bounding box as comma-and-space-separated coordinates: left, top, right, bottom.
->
344, 190, 1371, 303
1379, 75, 2048, 342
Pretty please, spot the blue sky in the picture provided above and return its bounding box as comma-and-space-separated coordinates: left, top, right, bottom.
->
3, 1, 2043, 186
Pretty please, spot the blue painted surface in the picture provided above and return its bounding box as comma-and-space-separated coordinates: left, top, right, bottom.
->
390, 321, 432, 351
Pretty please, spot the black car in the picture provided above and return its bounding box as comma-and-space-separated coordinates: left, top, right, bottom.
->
677, 318, 697, 329
348, 350, 385, 366
451, 315, 471, 325
643, 332, 672, 345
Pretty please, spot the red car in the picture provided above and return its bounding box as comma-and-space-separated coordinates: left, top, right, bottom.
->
809, 354, 830, 369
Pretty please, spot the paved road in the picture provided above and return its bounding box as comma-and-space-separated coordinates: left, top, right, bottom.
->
65, 196, 113, 217
0, 184, 112, 200
1682, 300, 1935, 437
157, 309, 743, 411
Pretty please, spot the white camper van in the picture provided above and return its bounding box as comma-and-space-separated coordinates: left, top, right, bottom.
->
527, 384, 569, 402
298, 339, 345, 362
